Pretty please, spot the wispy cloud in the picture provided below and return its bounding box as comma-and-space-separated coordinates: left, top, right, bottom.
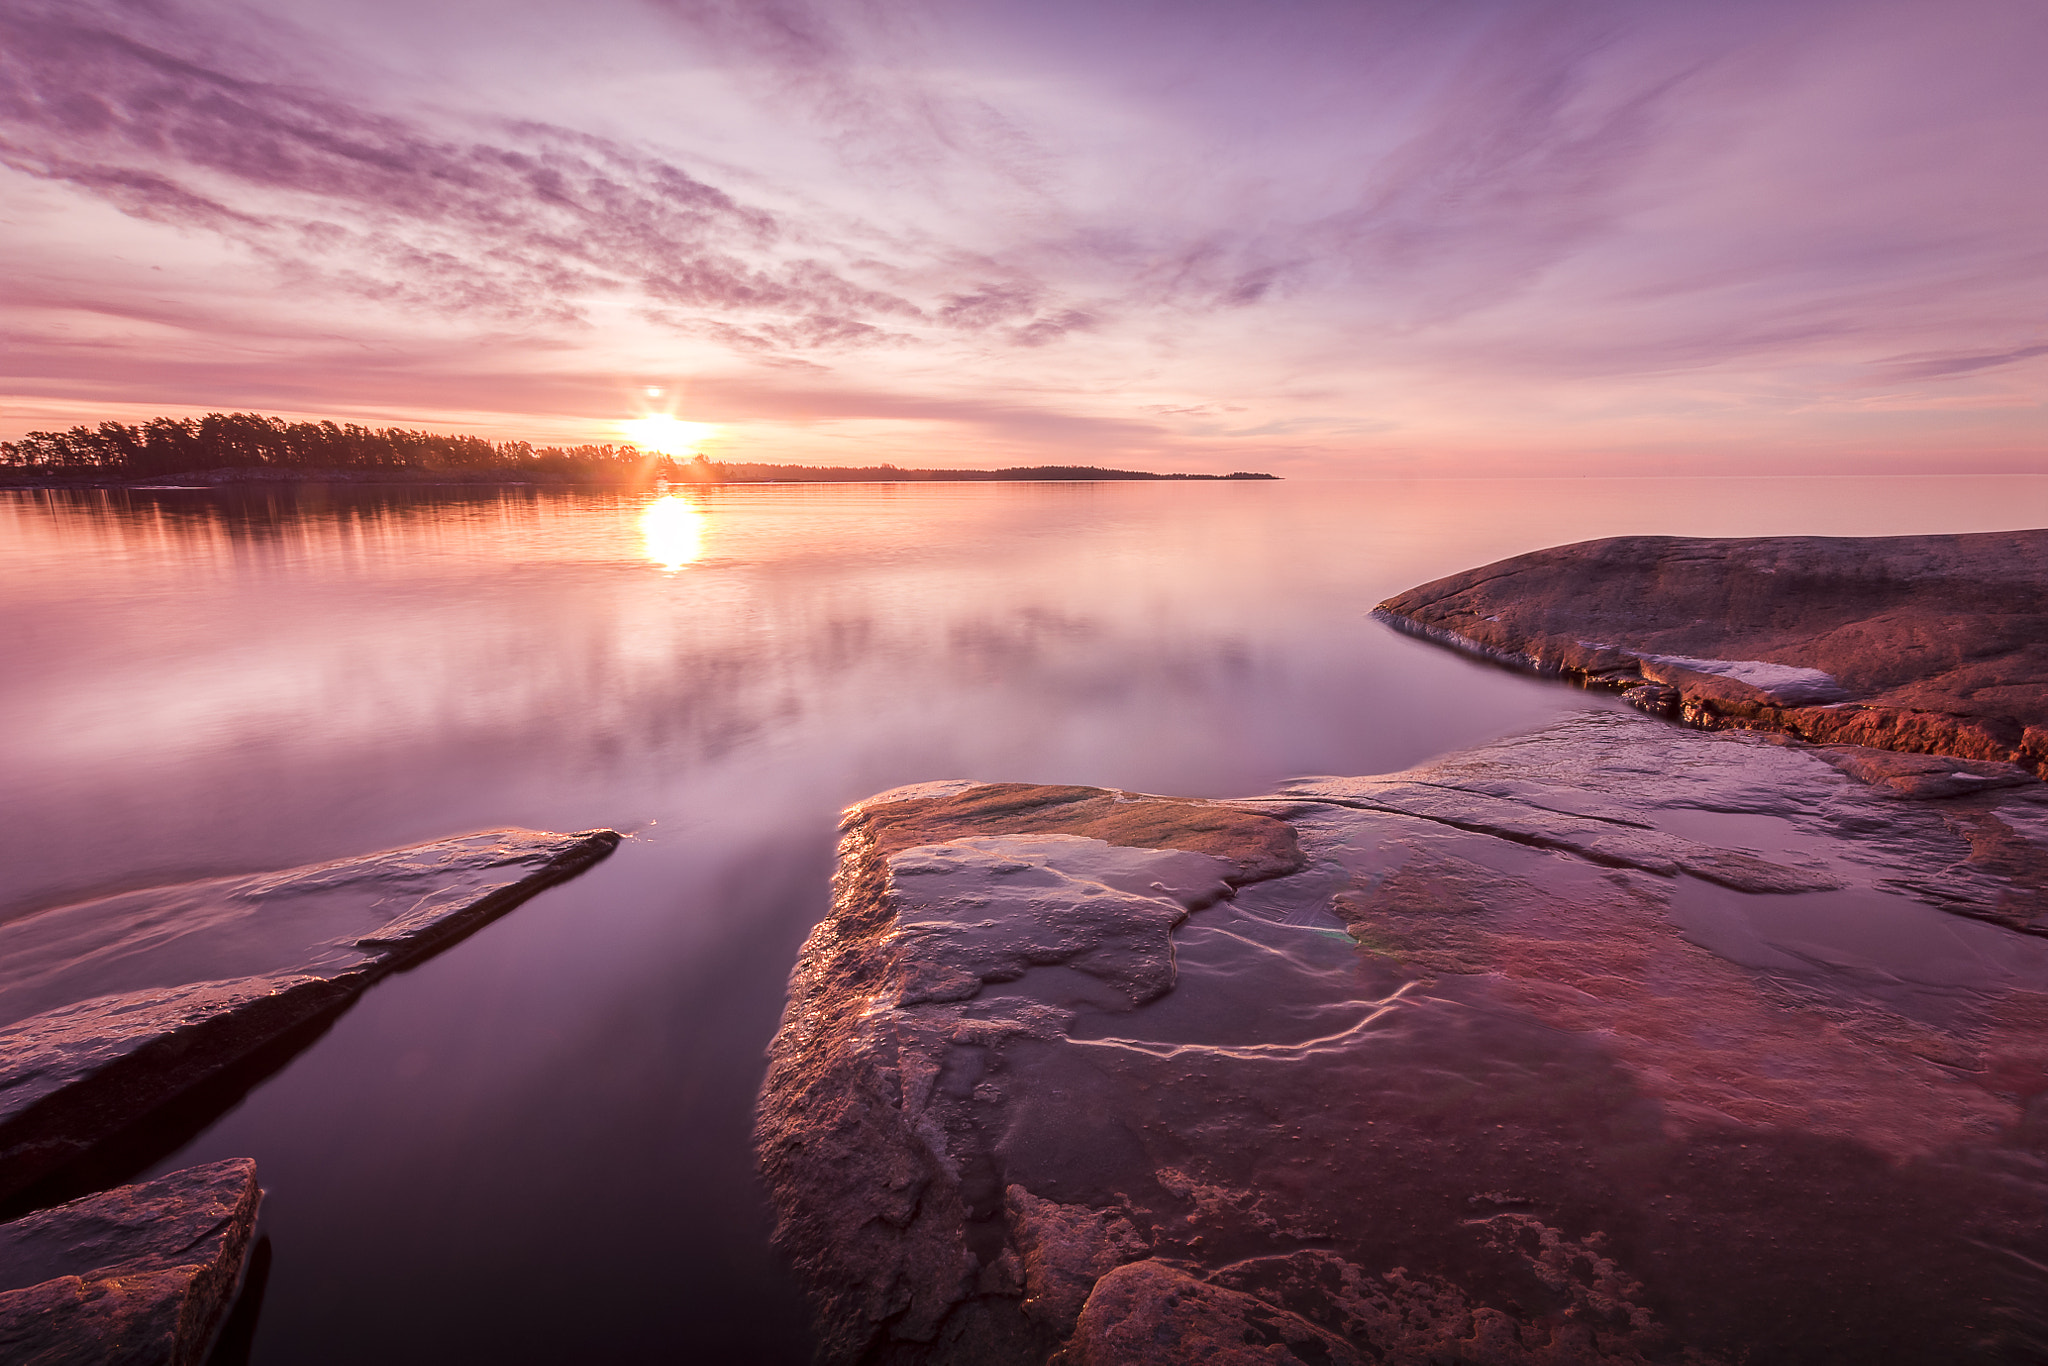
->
1868, 344, 2048, 384
1, 0, 2043, 471
0, 2, 982, 340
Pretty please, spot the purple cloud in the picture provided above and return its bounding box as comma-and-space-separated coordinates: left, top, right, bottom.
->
1870, 344, 2048, 383
0, 1, 954, 338
1, 0, 2044, 472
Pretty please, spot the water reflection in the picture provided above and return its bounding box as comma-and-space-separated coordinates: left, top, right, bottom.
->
639, 495, 705, 571
4, 476, 2048, 1365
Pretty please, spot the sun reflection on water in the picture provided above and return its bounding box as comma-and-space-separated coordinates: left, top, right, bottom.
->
640, 495, 705, 571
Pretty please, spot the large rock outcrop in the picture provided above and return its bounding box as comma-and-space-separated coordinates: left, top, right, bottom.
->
1374, 530, 2048, 774
0, 828, 619, 1205
757, 715, 2048, 1365
0, 1158, 259, 1366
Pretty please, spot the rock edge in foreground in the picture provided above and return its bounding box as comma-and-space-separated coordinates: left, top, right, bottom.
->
0, 827, 620, 1204
0, 1157, 260, 1366
759, 716, 2048, 1365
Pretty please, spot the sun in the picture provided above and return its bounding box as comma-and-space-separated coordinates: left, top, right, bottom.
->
622, 414, 717, 457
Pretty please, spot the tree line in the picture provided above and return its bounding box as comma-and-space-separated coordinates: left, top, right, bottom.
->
2, 411, 1276, 482
0, 412, 652, 477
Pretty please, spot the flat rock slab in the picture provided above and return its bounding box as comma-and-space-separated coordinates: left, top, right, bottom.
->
0, 1158, 258, 1366
0, 828, 618, 1203
758, 712, 2048, 1365
1374, 529, 2048, 773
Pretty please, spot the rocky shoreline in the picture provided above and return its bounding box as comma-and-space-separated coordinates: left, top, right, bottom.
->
0, 827, 619, 1362
1374, 530, 2048, 776
11, 526, 2048, 1362
758, 721, 2048, 1364
758, 531, 2048, 1365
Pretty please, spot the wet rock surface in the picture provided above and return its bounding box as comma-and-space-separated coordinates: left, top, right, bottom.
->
0, 828, 619, 1205
1374, 530, 2048, 775
0, 1157, 259, 1366
757, 713, 2048, 1364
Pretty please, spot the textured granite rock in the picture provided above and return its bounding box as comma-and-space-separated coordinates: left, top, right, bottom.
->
1374, 530, 2048, 775
0, 1158, 259, 1365
0, 828, 619, 1203
758, 713, 2048, 1365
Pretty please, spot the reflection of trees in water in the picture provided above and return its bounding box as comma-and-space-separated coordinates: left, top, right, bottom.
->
20, 483, 619, 548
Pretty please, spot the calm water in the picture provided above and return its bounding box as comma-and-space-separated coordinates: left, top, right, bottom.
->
4, 475, 2047, 1362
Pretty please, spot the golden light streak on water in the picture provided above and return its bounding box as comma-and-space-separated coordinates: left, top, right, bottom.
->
640, 494, 705, 570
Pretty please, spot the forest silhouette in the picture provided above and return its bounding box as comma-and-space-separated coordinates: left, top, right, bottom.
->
1, 413, 644, 480
1, 412, 1274, 483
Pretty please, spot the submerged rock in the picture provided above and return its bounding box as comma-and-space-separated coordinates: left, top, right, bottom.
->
0, 1158, 259, 1366
0, 828, 619, 1203
757, 713, 2048, 1365
1373, 529, 2048, 774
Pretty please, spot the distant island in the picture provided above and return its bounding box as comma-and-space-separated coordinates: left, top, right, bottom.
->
0, 412, 1275, 485
666, 460, 1276, 484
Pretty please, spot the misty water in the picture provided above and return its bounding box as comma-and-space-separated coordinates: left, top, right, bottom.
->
4, 475, 2047, 1363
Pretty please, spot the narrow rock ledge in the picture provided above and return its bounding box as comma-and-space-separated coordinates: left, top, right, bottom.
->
0, 827, 620, 1205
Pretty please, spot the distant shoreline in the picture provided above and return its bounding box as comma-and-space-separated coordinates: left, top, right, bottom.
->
0, 462, 1277, 489
2, 412, 1274, 486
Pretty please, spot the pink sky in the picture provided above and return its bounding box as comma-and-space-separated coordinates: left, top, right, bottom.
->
3, 0, 2044, 475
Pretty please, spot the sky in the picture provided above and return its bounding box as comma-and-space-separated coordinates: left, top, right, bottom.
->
2, 0, 2044, 475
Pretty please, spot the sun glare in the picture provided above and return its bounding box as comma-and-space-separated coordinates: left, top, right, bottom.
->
640, 495, 705, 571
622, 414, 718, 457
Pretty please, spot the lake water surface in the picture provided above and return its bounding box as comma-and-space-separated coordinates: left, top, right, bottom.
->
5, 475, 2047, 1362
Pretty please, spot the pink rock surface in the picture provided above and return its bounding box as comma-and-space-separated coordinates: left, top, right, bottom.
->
758, 714, 2048, 1364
